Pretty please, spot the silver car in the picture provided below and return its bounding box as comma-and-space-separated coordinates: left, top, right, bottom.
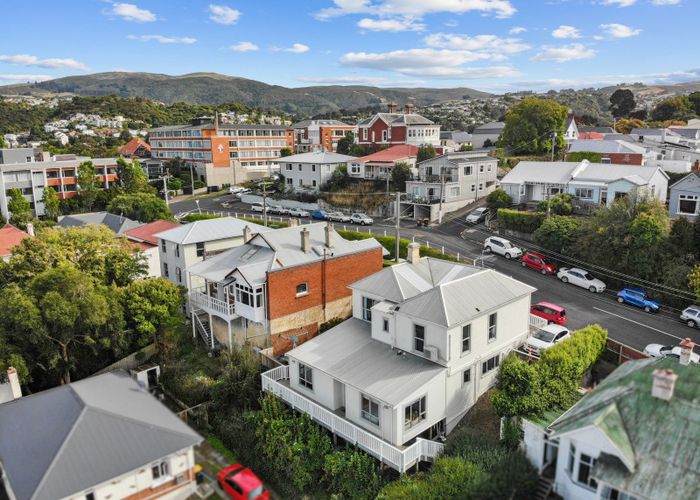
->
557, 267, 606, 293
328, 212, 351, 223
288, 207, 310, 218
680, 306, 700, 328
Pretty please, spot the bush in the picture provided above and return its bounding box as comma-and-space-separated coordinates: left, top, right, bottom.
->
320, 316, 346, 333
567, 151, 602, 163
193, 180, 206, 189
107, 193, 172, 222
486, 189, 512, 209
497, 209, 545, 233
533, 215, 581, 253
537, 193, 573, 216
323, 449, 385, 500
181, 213, 224, 222
337, 230, 458, 262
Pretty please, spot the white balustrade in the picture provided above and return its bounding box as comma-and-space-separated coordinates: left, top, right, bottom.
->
189, 288, 235, 317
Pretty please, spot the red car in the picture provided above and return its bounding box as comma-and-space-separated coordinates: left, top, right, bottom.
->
521, 251, 556, 275
531, 301, 567, 325
217, 464, 269, 500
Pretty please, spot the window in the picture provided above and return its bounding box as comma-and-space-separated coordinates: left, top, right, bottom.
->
363, 128, 368, 140
575, 188, 594, 199
235, 283, 263, 307
163, 263, 169, 278
383, 318, 389, 332
196, 242, 205, 257
488, 313, 497, 341
404, 396, 426, 429
462, 325, 471, 353
312, 180, 317, 187
312, 164, 316, 172
161, 240, 167, 252
362, 296, 375, 321
151, 461, 169, 480
480, 165, 484, 172
481, 354, 500, 375
463, 165, 472, 176
298, 164, 302, 171
600, 486, 639, 500
463, 368, 471, 385
361, 395, 380, 426
286, 163, 292, 171
298, 363, 313, 390
175, 244, 180, 258
176, 267, 182, 283
296, 283, 309, 296
568, 444, 576, 474
679, 194, 698, 215
577, 453, 598, 489
85, 493, 95, 500
471, 184, 476, 192
287, 177, 293, 185
414, 324, 425, 352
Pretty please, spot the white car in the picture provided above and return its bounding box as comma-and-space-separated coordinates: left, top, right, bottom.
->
268, 205, 288, 215
350, 213, 373, 225
288, 207, 309, 218
525, 324, 571, 356
644, 343, 700, 363
229, 186, 245, 194
328, 212, 351, 223
680, 306, 700, 328
250, 203, 266, 213
466, 207, 490, 224
557, 267, 606, 293
483, 236, 522, 259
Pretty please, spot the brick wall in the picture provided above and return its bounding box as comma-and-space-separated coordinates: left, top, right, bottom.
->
601, 153, 644, 165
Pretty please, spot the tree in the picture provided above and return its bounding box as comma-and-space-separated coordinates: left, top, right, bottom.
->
115, 157, 151, 193
486, 189, 512, 209
210, 347, 262, 414
567, 151, 603, 163
668, 217, 695, 258
459, 143, 474, 151
336, 132, 355, 155
76, 160, 98, 211
609, 89, 636, 118
279, 147, 292, 157
390, 162, 411, 191
41, 186, 60, 221
614, 118, 645, 134
107, 193, 172, 223
533, 216, 581, 253
537, 193, 573, 216
651, 95, 691, 122
119, 129, 132, 142
0, 136, 6, 148
689, 92, 700, 116
167, 176, 183, 192
501, 97, 568, 155
416, 144, 437, 163
121, 278, 184, 349
483, 138, 494, 148
7, 188, 32, 229
688, 266, 700, 302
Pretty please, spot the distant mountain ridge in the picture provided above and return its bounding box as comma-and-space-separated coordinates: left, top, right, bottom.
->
0, 72, 492, 115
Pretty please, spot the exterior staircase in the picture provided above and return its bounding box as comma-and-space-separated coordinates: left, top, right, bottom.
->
193, 308, 217, 349
534, 476, 554, 500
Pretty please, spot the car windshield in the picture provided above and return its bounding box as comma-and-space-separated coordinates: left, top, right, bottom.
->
356, 213, 368, 218
502, 241, 513, 249
533, 330, 557, 343
582, 272, 594, 280
248, 486, 265, 499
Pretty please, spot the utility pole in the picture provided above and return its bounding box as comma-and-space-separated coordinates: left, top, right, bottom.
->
395, 191, 401, 263
262, 180, 268, 226
189, 163, 195, 194
475, 164, 480, 202
438, 167, 445, 224
551, 131, 557, 162
161, 173, 170, 205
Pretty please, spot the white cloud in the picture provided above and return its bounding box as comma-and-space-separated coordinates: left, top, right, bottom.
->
593, 35, 604, 40
600, 0, 637, 6
127, 34, 197, 44
600, 23, 641, 38
357, 17, 425, 32
110, 3, 157, 22
208, 4, 241, 25
532, 44, 595, 62
510, 68, 700, 91
0, 54, 90, 71
0, 74, 54, 83
651, 0, 680, 5
272, 43, 310, 53
444, 19, 459, 27
229, 41, 260, 52
509, 26, 527, 34
424, 33, 530, 56
552, 25, 582, 39
316, 0, 517, 20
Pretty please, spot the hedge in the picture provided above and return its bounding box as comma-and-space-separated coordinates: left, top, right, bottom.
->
337, 230, 458, 262
181, 213, 224, 223
497, 208, 545, 234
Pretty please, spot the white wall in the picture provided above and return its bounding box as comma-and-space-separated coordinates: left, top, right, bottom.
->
141, 246, 161, 278
287, 356, 338, 411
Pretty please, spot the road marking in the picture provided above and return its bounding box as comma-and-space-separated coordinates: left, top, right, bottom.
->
593, 307, 684, 341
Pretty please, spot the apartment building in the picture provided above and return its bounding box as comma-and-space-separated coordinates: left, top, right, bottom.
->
262, 245, 536, 472
185, 222, 384, 355
291, 119, 355, 153
279, 151, 356, 192
149, 117, 294, 187
404, 151, 498, 222
356, 103, 441, 148
0, 152, 118, 220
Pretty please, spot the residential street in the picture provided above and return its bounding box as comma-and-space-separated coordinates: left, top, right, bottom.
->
170, 194, 700, 353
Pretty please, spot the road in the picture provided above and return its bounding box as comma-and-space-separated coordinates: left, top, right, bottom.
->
170, 194, 700, 354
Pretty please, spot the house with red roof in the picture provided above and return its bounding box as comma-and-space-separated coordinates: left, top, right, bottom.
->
118, 138, 151, 159
347, 144, 420, 180
125, 219, 179, 277
0, 224, 30, 262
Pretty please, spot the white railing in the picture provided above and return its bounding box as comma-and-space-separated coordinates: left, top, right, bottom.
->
261, 365, 444, 473
189, 288, 235, 317
529, 313, 549, 330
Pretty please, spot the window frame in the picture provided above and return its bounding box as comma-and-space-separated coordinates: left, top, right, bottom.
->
298, 363, 313, 391
463, 367, 471, 385
577, 453, 598, 490
488, 313, 497, 342
362, 296, 375, 321
361, 394, 380, 426
414, 324, 425, 353
461, 324, 471, 354
196, 242, 205, 257
481, 354, 500, 375
296, 282, 309, 297
404, 395, 426, 429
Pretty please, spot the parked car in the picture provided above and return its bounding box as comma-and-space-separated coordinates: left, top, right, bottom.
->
483, 236, 522, 259
643, 343, 700, 363
530, 301, 567, 325
229, 186, 249, 195
350, 213, 373, 225
327, 211, 351, 223
526, 324, 571, 355
250, 203, 266, 213
288, 207, 309, 218
617, 288, 660, 313
268, 205, 288, 215
217, 464, 269, 500
311, 209, 328, 220
521, 251, 556, 275
680, 306, 700, 328
557, 267, 606, 293
235, 189, 251, 199
466, 207, 490, 224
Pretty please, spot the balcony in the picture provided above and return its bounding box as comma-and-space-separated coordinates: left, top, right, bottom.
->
262, 365, 444, 473
189, 287, 236, 318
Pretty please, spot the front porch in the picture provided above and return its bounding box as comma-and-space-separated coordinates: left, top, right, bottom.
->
189, 286, 236, 319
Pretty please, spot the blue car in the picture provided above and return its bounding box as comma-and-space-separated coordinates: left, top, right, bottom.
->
616, 288, 660, 313
311, 210, 328, 220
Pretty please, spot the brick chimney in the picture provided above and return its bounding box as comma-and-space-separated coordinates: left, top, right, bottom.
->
25, 223, 35, 237
387, 101, 398, 113
693, 160, 700, 171
679, 337, 696, 366
405, 103, 415, 114
325, 222, 334, 248
7, 367, 22, 400
407, 242, 421, 264
243, 225, 252, 243
300, 228, 310, 253
651, 368, 678, 402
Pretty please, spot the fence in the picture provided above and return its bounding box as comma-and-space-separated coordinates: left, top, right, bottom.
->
94, 344, 156, 375
605, 338, 648, 364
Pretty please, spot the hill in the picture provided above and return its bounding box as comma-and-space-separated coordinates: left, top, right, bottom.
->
0, 72, 491, 115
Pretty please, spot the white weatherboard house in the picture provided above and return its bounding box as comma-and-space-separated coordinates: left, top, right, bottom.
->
262, 244, 537, 472
669, 170, 700, 220
279, 151, 356, 192
500, 160, 668, 207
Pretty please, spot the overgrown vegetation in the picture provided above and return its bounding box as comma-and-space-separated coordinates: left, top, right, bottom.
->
496, 209, 545, 233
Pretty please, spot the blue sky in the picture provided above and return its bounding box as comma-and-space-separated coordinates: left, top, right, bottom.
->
0, 0, 698, 93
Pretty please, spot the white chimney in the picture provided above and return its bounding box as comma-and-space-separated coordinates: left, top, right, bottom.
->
679, 338, 696, 366
7, 367, 21, 400
651, 368, 678, 402
300, 228, 310, 253
325, 222, 334, 248
407, 242, 421, 264
26, 223, 35, 237
243, 225, 252, 243
289, 218, 299, 227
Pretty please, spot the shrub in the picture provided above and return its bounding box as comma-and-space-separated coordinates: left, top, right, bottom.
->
181, 213, 223, 222
486, 188, 512, 209
567, 151, 602, 163
497, 209, 545, 233
320, 316, 346, 333
537, 193, 573, 216
533, 215, 581, 253
337, 230, 458, 263
193, 180, 206, 189
323, 449, 385, 500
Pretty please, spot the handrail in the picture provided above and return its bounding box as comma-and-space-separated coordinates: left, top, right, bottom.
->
189, 289, 235, 317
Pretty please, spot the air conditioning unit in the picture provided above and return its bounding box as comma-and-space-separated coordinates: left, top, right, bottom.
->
424, 346, 439, 361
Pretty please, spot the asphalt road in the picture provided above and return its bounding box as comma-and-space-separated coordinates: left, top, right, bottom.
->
170, 194, 700, 353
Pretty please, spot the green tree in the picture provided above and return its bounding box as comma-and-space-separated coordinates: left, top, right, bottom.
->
167, 176, 183, 192
390, 161, 411, 191
279, 147, 292, 157
107, 193, 172, 222
689, 92, 700, 116
486, 188, 512, 209
7, 188, 32, 229
336, 132, 355, 155
41, 186, 61, 221
567, 151, 603, 163
609, 89, 636, 118
668, 217, 695, 258
501, 97, 568, 155
533, 215, 581, 253
121, 278, 184, 349
416, 144, 437, 163
459, 143, 474, 151
651, 95, 691, 122
116, 157, 151, 193
76, 160, 98, 211
210, 347, 263, 414
0, 136, 6, 148
119, 129, 132, 142
614, 118, 645, 134
322, 450, 384, 500
537, 193, 573, 216
688, 266, 700, 302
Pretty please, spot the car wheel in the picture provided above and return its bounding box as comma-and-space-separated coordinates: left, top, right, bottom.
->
644, 306, 651, 313
360, 221, 366, 226
484, 246, 492, 253
617, 297, 624, 303
540, 269, 547, 275
589, 286, 596, 293
521, 261, 527, 267
505, 253, 512, 260
561, 276, 569, 284
687, 320, 697, 328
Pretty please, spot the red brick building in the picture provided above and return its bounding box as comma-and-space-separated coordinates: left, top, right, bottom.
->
291, 119, 356, 153
357, 102, 441, 148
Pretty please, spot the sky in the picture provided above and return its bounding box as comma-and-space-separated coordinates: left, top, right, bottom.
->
0, 0, 698, 93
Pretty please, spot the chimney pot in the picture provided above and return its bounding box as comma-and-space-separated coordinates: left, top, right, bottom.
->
407, 242, 421, 264
243, 225, 253, 243
651, 368, 678, 402
325, 222, 334, 248
387, 101, 398, 113
405, 103, 415, 114
289, 218, 299, 227
25, 223, 35, 237
7, 367, 21, 400
300, 228, 310, 253
679, 337, 696, 366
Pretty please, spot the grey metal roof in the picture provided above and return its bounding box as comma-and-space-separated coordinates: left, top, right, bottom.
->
287, 318, 444, 406
440, 131, 472, 142
473, 121, 505, 134
669, 127, 700, 139
568, 140, 646, 155
630, 128, 682, 137
291, 119, 350, 128
57, 212, 143, 234
398, 269, 536, 327
277, 151, 356, 164
0, 372, 202, 500
500, 161, 665, 186
500, 161, 579, 185
154, 217, 269, 245
579, 127, 616, 134
187, 243, 275, 285
0, 157, 117, 171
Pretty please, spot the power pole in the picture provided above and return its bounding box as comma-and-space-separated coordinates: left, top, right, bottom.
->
438, 167, 445, 224
262, 180, 268, 226
551, 131, 557, 162
189, 163, 195, 194
161, 173, 170, 205
395, 191, 400, 263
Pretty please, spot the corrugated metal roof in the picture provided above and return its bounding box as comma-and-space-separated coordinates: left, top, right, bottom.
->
57, 212, 143, 234
569, 140, 646, 155
154, 217, 269, 244
288, 318, 444, 406
501, 161, 665, 186
187, 243, 274, 284
277, 151, 356, 164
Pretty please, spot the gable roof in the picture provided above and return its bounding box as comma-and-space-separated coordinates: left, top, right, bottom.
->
670, 170, 700, 190
154, 216, 269, 245
501, 160, 666, 186
0, 224, 30, 257
549, 357, 700, 500
440, 131, 472, 143
124, 219, 180, 246
356, 144, 420, 164
117, 138, 151, 157
358, 112, 434, 127
277, 151, 356, 164
569, 139, 646, 155
57, 212, 143, 234
579, 126, 615, 134
0, 372, 202, 500
473, 121, 505, 134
